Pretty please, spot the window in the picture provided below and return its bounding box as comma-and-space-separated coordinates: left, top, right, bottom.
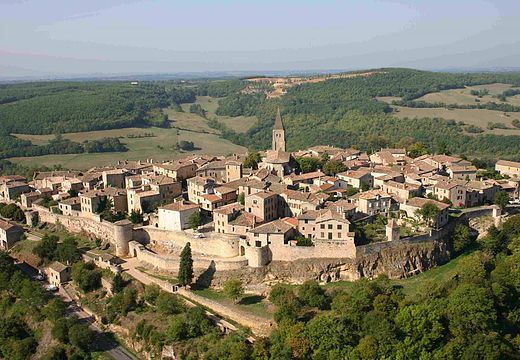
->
338, 233, 341, 238
320, 224, 325, 229
255, 241, 261, 247
328, 233, 333, 240
254, 233, 259, 237
320, 232, 324, 238
337, 224, 342, 230
328, 224, 333, 229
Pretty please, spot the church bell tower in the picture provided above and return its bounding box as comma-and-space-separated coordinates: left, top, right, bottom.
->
272, 107, 286, 152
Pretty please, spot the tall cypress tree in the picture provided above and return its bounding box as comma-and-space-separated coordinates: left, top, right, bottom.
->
178, 242, 194, 287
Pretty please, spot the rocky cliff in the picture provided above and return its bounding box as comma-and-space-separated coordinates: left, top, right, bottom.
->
205, 238, 451, 287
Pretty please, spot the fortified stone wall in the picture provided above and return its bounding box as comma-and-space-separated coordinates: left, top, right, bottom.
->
128, 241, 247, 273
208, 208, 498, 285
33, 205, 134, 256
35, 204, 115, 243
136, 226, 239, 258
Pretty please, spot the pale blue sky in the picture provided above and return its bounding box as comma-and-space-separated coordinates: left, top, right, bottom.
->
1, 0, 519, 78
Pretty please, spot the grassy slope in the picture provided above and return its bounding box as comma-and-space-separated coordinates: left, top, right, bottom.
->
8, 95, 252, 169
193, 288, 274, 320
193, 96, 258, 133
10, 126, 246, 169
392, 106, 520, 136
325, 252, 470, 301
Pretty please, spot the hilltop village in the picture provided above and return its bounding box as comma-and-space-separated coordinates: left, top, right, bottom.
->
1, 109, 519, 282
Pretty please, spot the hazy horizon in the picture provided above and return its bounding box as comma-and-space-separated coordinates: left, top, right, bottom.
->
2, 0, 520, 80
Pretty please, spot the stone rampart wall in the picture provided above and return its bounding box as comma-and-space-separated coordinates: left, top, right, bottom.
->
128, 241, 247, 273
137, 226, 239, 258
35, 204, 116, 244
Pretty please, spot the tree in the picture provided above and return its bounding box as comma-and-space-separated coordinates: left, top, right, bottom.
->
322, 160, 347, 176
43, 298, 67, 323
71, 261, 101, 292
187, 211, 202, 230
298, 280, 329, 309
156, 293, 184, 314
417, 202, 441, 227
68, 323, 94, 351
112, 273, 125, 293
178, 140, 195, 151
178, 242, 194, 287
143, 284, 161, 304
494, 190, 509, 211
189, 103, 207, 118
296, 157, 321, 173
223, 279, 244, 303
55, 236, 81, 264
408, 142, 429, 158
452, 224, 473, 254
237, 193, 245, 205
0, 203, 25, 222
244, 152, 262, 170
33, 234, 59, 262
129, 209, 143, 224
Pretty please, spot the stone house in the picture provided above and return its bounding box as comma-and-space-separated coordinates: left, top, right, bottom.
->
102, 169, 127, 189
187, 176, 216, 205
0, 181, 31, 202
464, 180, 500, 207
79, 190, 105, 214
0, 219, 24, 250
400, 197, 450, 228
431, 181, 466, 207
196, 159, 243, 183
297, 209, 354, 242
153, 162, 198, 181
213, 203, 257, 235
127, 189, 160, 213
381, 181, 422, 203
495, 160, 520, 178
447, 165, 477, 181
337, 169, 373, 189
245, 218, 297, 249
20, 191, 42, 209
352, 190, 393, 216
45, 261, 70, 288
244, 191, 279, 222
61, 178, 84, 194
103, 187, 128, 213
278, 189, 325, 217
283, 171, 326, 187
158, 201, 200, 231
58, 197, 81, 216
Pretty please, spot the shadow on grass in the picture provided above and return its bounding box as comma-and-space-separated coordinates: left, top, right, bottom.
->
239, 295, 264, 305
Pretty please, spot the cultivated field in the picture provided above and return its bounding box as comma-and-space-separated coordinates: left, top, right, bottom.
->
393, 106, 520, 136
11, 126, 246, 169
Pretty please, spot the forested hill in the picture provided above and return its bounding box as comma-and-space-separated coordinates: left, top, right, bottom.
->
213, 68, 520, 161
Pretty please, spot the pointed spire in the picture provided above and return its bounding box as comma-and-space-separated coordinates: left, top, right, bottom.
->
273, 107, 284, 130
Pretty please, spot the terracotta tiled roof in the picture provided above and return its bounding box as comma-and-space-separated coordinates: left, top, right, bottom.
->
496, 160, 520, 168
406, 197, 450, 210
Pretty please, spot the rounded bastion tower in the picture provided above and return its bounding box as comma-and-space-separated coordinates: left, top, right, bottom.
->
113, 219, 134, 257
